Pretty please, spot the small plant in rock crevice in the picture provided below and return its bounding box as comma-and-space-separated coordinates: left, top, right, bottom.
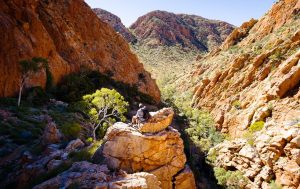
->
243, 121, 265, 146
232, 100, 242, 110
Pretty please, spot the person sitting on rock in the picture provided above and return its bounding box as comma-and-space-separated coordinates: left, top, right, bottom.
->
132, 103, 150, 125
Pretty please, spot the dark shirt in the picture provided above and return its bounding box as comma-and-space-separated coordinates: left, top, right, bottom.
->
136, 106, 146, 121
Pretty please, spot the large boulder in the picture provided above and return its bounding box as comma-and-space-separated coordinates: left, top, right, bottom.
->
139, 108, 174, 133
99, 122, 194, 189
33, 161, 161, 189
174, 165, 197, 189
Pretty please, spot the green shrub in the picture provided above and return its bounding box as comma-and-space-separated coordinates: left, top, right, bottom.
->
243, 132, 255, 146
81, 88, 128, 140
45, 63, 54, 93
60, 122, 81, 139
85, 137, 93, 144
0, 98, 17, 107
243, 121, 265, 146
69, 140, 102, 162
55, 70, 155, 105
249, 121, 265, 133
270, 180, 282, 189
232, 100, 241, 109
56, 72, 96, 102
269, 50, 283, 61
214, 167, 249, 188
207, 148, 218, 164
24, 87, 49, 106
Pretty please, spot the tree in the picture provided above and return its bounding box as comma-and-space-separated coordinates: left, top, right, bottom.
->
18, 57, 48, 107
82, 88, 128, 141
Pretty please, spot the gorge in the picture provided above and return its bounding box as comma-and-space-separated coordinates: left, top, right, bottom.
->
0, 0, 300, 189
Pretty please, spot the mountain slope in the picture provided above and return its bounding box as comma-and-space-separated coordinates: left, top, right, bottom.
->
0, 0, 160, 102
186, 0, 300, 188
130, 10, 235, 51
93, 8, 137, 43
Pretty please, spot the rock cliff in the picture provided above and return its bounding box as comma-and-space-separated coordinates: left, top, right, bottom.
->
191, 0, 300, 136
130, 10, 235, 51
93, 8, 137, 43
98, 108, 196, 189
187, 0, 300, 188
0, 0, 160, 102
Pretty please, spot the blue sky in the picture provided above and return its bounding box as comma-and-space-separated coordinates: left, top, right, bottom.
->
85, 0, 275, 27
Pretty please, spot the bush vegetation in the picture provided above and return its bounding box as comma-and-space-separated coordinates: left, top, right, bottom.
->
68, 140, 102, 162
161, 83, 225, 152
60, 122, 82, 139
55, 69, 156, 104
270, 180, 283, 189
232, 100, 241, 110
214, 167, 249, 189
243, 121, 265, 146
79, 88, 128, 140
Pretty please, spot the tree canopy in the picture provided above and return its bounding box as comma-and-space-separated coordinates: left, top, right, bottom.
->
81, 88, 129, 140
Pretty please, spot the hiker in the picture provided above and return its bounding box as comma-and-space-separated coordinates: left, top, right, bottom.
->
132, 103, 150, 125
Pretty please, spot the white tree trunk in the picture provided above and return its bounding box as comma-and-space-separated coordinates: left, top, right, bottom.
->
92, 128, 96, 141
18, 82, 24, 107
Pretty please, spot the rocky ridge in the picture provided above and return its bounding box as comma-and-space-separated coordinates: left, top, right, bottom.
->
93, 8, 137, 43
0, 0, 160, 102
186, 0, 300, 188
130, 10, 235, 51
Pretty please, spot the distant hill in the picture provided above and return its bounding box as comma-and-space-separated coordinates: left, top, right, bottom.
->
130, 10, 235, 51
93, 8, 137, 43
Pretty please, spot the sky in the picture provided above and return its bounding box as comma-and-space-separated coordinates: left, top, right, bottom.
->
84, 0, 275, 27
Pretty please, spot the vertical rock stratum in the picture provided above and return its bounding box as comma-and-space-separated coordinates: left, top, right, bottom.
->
187, 0, 300, 188
0, 0, 160, 102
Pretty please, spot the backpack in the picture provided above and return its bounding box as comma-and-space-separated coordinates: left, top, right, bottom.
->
143, 109, 151, 120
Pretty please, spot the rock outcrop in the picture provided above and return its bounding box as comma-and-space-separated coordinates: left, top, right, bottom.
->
190, 0, 300, 137
93, 8, 137, 43
0, 0, 160, 102
27, 107, 195, 189
130, 10, 235, 51
139, 108, 174, 133
41, 122, 62, 145
11, 139, 85, 188
210, 120, 300, 189
99, 115, 196, 189
34, 161, 161, 189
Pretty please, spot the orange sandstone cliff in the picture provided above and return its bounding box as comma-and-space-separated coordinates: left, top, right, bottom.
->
0, 0, 160, 102
191, 0, 300, 136
188, 0, 300, 188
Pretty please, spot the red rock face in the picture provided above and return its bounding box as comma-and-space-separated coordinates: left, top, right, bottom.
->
93, 8, 137, 43
130, 10, 235, 51
190, 0, 300, 137
0, 0, 160, 102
